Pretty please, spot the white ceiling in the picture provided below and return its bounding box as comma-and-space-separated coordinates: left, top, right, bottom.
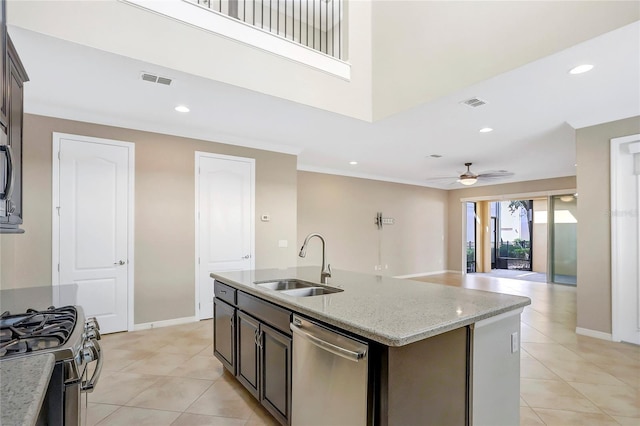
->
8, 13, 640, 189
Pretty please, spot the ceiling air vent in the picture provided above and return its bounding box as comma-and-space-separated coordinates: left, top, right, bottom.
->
140, 72, 172, 86
461, 97, 487, 108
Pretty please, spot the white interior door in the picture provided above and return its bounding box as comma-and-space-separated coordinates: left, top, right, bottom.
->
611, 134, 640, 345
197, 153, 254, 320
54, 133, 133, 334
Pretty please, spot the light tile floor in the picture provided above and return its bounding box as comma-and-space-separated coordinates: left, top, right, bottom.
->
86, 273, 639, 425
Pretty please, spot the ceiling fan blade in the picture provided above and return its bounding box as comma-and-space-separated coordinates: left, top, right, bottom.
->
478, 172, 514, 179
425, 176, 459, 182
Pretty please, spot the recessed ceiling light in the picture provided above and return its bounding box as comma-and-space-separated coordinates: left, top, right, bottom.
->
479, 127, 493, 133
349, 161, 358, 165
175, 105, 190, 113
569, 64, 594, 75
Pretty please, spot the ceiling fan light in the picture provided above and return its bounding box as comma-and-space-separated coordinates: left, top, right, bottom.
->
459, 177, 478, 186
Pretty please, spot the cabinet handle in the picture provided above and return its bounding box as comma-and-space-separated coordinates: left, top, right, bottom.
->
0, 145, 14, 201
254, 328, 263, 348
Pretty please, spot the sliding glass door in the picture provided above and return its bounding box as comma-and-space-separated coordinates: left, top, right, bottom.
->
549, 194, 577, 285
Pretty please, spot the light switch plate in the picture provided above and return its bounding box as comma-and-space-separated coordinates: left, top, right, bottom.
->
278, 240, 288, 248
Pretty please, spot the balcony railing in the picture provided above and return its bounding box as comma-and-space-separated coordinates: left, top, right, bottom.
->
190, 0, 344, 60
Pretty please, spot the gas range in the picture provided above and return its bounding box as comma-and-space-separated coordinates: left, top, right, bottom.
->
0, 305, 103, 425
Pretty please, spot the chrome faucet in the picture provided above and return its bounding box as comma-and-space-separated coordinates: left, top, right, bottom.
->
299, 233, 331, 284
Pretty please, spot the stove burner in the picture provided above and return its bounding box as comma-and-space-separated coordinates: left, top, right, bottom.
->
0, 306, 77, 358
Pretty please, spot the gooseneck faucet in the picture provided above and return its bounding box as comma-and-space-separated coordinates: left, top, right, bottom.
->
299, 233, 331, 284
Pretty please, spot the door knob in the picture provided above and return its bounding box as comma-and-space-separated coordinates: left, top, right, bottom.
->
114, 260, 126, 265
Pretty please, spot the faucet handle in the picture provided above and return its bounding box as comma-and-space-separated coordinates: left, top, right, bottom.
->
327, 264, 332, 275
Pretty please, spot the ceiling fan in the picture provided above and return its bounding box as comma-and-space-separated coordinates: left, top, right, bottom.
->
456, 162, 513, 186
428, 162, 514, 186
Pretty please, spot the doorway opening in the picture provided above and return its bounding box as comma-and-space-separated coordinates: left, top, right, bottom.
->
493, 200, 533, 272
464, 195, 576, 285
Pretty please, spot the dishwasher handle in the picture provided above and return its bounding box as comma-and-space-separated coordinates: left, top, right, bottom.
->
290, 320, 367, 362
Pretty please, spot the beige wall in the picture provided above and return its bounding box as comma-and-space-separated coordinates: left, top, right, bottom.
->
447, 176, 577, 271
297, 172, 448, 277
0, 114, 298, 325
576, 116, 640, 334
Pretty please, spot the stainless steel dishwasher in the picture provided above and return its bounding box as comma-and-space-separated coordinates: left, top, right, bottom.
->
290, 315, 369, 426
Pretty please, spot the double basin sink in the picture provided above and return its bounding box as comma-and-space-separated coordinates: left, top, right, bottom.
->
255, 279, 343, 297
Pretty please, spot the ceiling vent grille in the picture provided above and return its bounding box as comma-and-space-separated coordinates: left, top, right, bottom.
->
140, 72, 172, 86
461, 97, 487, 108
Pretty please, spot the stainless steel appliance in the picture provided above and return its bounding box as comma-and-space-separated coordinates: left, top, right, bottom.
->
0, 305, 103, 425
290, 315, 369, 426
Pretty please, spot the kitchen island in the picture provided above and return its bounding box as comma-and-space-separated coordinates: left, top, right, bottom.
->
211, 267, 531, 426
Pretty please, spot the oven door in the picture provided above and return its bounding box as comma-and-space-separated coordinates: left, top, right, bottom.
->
40, 340, 103, 426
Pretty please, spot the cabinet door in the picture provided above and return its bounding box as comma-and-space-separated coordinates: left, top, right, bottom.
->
236, 311, 260, 398
260, 323, 292, 425
0, 0, 7, 129
5, 50, 24, 225
213, 298, 236, 374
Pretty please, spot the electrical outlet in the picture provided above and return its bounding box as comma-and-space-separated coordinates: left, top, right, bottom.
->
511, 331, 519, 353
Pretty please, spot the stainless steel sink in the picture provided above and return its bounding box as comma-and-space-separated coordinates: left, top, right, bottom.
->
280, 286, 343, 297
255, 279, 317, 290
254, 279, 343, 297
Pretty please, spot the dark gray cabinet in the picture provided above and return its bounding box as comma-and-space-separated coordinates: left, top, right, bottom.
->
213, 297, 236, 374
237, 311, 292, 425
213, 280, 292, 425
0, 0, 7, 130
237, 310, 260, 398
260, 322, 291, 425
0, 0, 28, 233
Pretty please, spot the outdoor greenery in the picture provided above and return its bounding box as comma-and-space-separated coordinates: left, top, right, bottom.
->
499, 238, 530, 259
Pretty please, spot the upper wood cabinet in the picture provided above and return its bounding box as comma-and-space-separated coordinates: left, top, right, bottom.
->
0, 0, 29, 233
0, 0, 7, 131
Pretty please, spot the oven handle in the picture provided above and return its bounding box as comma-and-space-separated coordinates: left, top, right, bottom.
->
81, 339, 103, 393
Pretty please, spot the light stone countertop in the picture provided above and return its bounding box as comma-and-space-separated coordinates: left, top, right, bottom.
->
0, 353, 55, 426
211, 267, 531, 346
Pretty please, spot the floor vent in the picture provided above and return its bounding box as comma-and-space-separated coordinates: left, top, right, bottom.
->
140, 72, 172, 86
461, 97, 487, 108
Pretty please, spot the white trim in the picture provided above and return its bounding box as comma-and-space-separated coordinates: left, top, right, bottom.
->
133, 316, 198, 331
475, 307, 524, 328
393, 270, 456, 279
576, 327, 613, 342
459, 188, 577, 203
610, 133, 640, 343
122, 0, 350, 79
52, 132, 136, 332
195, 151, 256, 321
297, 164, 444, 188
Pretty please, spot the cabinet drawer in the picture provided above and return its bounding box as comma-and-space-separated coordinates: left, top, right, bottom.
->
214, 281, 237, 305
238, 292, 292, 335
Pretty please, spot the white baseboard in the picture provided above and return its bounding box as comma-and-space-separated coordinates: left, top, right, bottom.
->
133, 316, 198, 331
394, 270, 458, 279
575, 327, 612, 341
